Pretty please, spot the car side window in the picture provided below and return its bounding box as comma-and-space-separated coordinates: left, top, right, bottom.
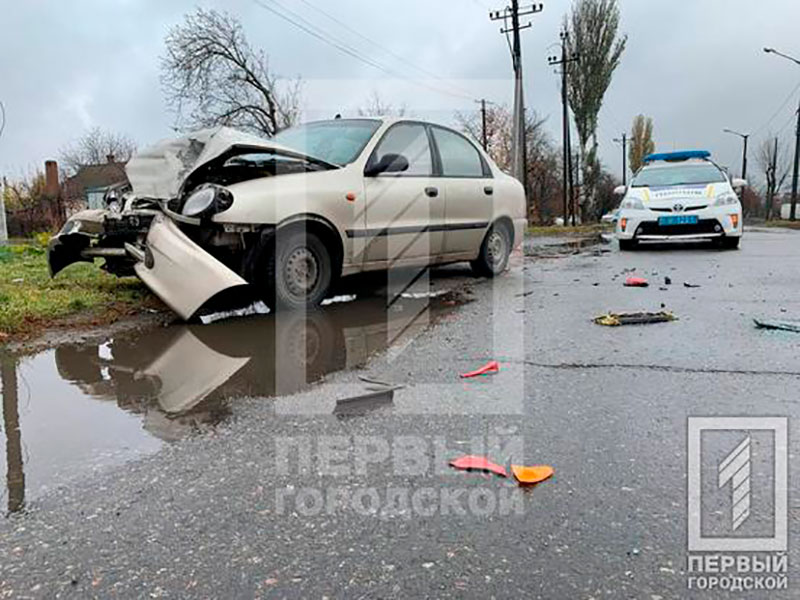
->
431, 127, 486, 178
372, 124, 433, 176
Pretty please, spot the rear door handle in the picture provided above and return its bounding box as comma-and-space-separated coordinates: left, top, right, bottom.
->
484, 186, 494, 196
425, 187, 439, 198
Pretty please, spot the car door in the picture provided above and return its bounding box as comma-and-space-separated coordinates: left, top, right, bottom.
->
429, 126, 493, 255
362, 123, 444, 264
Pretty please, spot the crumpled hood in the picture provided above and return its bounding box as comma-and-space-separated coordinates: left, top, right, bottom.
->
125, 126, 316, 199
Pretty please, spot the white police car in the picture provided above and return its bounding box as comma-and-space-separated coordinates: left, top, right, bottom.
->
615, 151, 745, 250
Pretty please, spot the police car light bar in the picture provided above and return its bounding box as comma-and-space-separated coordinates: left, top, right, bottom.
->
643, 150, 711, 163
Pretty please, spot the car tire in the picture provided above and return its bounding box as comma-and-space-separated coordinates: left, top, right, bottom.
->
721, 236, 741, 250
258, 229, 333, 311
470, 223, 511, 278
619, 239, 638, 251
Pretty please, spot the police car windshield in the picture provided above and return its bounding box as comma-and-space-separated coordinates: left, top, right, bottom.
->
631, 163, 727, 187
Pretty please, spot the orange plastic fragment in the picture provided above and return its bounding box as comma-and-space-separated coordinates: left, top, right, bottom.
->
460, 360, 500, 379
449, 455, 508, 478
511, 464, 554, 485
624, 277, 649, 287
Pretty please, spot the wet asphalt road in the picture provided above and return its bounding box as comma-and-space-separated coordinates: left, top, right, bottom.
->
1, 229, 800, 598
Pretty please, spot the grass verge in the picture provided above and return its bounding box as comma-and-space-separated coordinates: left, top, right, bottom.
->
760, 220, 800, 230
0, 243, 160, 340
527, 223, 612, 236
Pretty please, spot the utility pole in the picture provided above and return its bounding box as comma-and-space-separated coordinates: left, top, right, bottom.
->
0, 102, 6, 243
475, 99, 491, 151
491, 2, 544, 198
763, 48, 800, 220
613, 133, 628, 186
790, 98, 800, 220
548, 29, 578, 226
481, 99, 488, 150
0, 177, 7, 244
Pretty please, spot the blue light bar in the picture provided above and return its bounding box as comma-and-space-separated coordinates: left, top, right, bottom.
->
643, 150, 711, 163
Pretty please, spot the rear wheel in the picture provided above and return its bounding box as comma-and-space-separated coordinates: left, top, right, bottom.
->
619, 239, 638, 251
257, 230, 333, 311
470, 223, 511, 278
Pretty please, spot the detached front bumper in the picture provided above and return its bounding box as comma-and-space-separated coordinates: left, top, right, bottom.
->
48, 210, 252, 321
616, 209, 742, 241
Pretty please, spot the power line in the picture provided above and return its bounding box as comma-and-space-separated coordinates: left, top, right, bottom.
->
295, 0, 478, 101
751, 79, 800, 138
250, 0, 476, 102
0, 101, 5, 142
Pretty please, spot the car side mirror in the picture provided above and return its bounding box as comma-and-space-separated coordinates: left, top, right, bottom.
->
731, 178, 747, 190
613, 185, 627, 196
365, 153, 410, 177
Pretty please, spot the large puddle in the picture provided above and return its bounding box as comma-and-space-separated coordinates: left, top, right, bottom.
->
0, 292, 462, 514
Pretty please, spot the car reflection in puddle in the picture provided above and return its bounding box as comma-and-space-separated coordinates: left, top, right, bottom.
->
0, 292, 462, 513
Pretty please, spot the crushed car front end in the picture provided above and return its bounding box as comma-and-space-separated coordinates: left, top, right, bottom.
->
48, 127, 337, 320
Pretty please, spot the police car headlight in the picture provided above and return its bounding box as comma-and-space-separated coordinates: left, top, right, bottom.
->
621, 198, 645, 210
714, 194, 739, 207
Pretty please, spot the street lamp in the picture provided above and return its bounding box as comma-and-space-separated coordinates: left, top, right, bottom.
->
764, 47, 800, 220
763, 47, 800, 67
723, 128, 749, 181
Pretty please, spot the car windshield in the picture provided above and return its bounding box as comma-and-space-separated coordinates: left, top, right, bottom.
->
631, 163, 727, 187
271, 119, 381, 166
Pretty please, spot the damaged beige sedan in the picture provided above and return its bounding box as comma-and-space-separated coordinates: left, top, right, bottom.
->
49, 117, 527, 319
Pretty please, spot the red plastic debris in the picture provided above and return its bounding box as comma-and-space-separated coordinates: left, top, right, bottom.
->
624, 277, 649, 287
449, 455, 508, 478
460, 360, 500, 379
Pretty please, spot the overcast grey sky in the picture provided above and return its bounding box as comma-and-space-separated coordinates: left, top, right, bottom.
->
1, 0, 799, 186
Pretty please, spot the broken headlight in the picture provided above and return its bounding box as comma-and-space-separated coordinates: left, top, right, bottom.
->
182, 184, 234, 218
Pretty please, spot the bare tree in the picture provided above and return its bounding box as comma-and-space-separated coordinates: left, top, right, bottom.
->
161, 8, 302, 137
59, 127, 136, 174
757, 137, 791, 220
629, 114, 655, 173
565, 0, 627, 219
357, 91, 408, 117
456, 104, 553, 222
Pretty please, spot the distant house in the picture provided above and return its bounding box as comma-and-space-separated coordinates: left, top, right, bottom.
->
63, 155, 129, 212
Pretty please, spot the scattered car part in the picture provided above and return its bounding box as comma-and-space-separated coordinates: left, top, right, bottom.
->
334, 388, 395, 418
593, 312, 676, 327
753, 319, 800, 333
684, 282, 701, 288
511, 465, 555, 485
460, 360, 500, 378
624, 277, 649, 287
449, 455, 508, 478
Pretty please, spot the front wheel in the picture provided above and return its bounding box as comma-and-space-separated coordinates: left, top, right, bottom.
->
720, 236, 741, 250
257, 230, 333, 311
470, 224, 511, 278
